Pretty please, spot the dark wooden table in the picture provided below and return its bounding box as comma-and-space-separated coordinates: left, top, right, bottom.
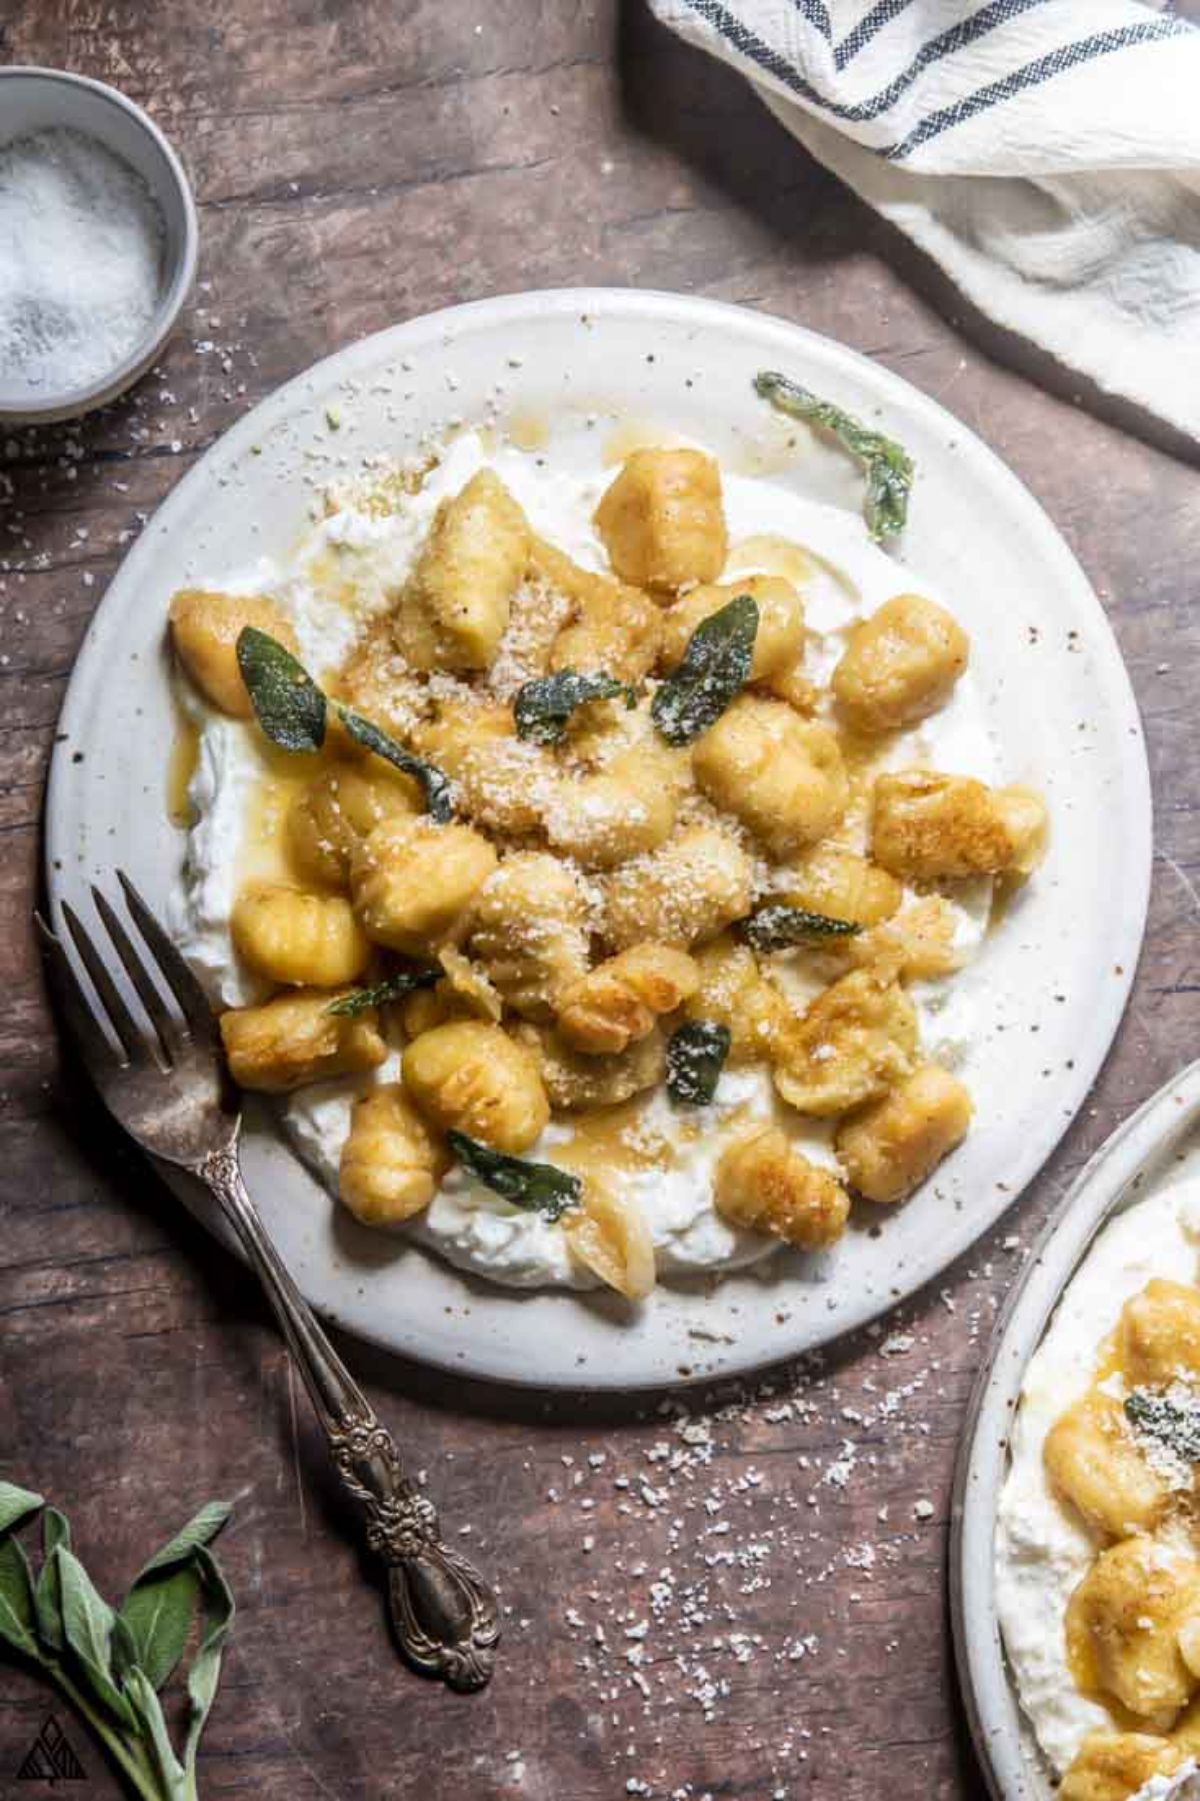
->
2, 4, 1198, 1797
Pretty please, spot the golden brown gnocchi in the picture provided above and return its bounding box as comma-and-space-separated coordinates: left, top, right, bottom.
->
338, 1084, 450, 1226
532, 538, 662, 683
772, 969, 918, 1118
394, 469, 530, 671
1060, 1733, 1188, 1801
219, 991, 387, 1092
169, 588, 299, 718
467, 854, 591, 1020
594, 448, 726, 591
871, 770, 1049, 882
402, 1020, 549, 1152
287, 761, 421, 889
685, 935, 791, 1066
692, 697, 848, 858
231, 882, 373, 987
556, 944, 699, 1055
1066, 1535, 1200, 1725
774, 844, 902, 928
833, 1064, 971, 1202
602, 824, 754, 952
351, 815, 497, 955
416, 698, 548, 837
1045, 1391, 1171, 1541
1118, 1279, 1200, 1387
544, 744, 683, 870
514, 1022, 666, 1111
832, 593, 968, 733
714, 1128, 851, 1250
661, 575, 804, 682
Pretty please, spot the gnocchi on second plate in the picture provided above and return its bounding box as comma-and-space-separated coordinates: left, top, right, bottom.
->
170, 436, 1047, 1302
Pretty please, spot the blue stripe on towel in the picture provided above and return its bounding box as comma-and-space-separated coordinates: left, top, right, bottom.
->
835, 0, 1048, 71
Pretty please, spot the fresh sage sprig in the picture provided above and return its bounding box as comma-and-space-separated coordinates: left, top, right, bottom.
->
1125, 1388, 1200, 1462
743, 905, 863, 953
754, 371, 914, 543
0, 1483, 233, 1801
326, 965, 441, 1017
651, 594, 758, 746
666, 1021, 731, 1106
513, 669, 636, 745
447, 1130, 582, 1222
235, 627, 452, 822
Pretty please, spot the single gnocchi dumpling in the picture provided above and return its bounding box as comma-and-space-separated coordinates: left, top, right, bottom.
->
1044, 1390, 1171, 1541
692, 696, 848, 859
338, 1084, 450, 1226
1118, 1279, 1200, 1387
686, 935, 791, 1066
843, 894, 967, 984
394, 469, 531, 671
772, 969, 917, 1118
219, 991, 387, 1092
871, 770, 1049, 882
231, 882, 373, 987
287, 762, 421, 889
714, 1128, 851, 1251
514, 1022, 666, 1111
467, 853, 591, 1020
594, 448, 727, 592
555, 943, 699, 1055
774, 844, 902, 929
602, 824, 754, 952
563, 1181, 657, 1300
533, 538, 662, 683
351, 815, 497, 955
402, 1019, 549, 1153
1066, 1535, 1200, 1726
661, 575, 804, 682
417, 698, 549, 837
169, 588, 299, 718
1060, 1732, 1188, 1801
544, 745, 684, 871
832, 593, 968, 733
833, 1064, 971, 1202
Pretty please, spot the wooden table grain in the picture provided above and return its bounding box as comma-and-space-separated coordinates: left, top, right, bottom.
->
2, 4, 1198, 1797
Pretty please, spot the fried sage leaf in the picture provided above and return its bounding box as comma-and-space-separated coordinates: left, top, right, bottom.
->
326, 966, 441, 1016
1125, 1387, 1200, 1462
334, 704, 454, 823
447, 1130, 582, 1222
236, 625, 327, 751
513, 669, 636, 745
666, 1020, 731, 1106
651, 593, 758, 746
743, 905, 862, 953
755, 371, 914, 543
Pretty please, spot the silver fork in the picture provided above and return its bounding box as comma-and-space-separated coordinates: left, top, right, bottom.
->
38, 873, 499, 1693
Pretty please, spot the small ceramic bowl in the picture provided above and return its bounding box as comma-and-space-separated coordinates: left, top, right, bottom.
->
0, 66, 198, 426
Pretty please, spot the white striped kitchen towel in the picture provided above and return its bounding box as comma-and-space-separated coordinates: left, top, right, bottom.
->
647, 0, 1200, 445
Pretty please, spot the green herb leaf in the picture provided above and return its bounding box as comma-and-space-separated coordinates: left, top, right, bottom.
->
1125, 1388, 1200, 1462
513, 670, 636, 745
743, 905, 863, 953
133, 1499, 233, 1581
326, 966, 440, 1017
651, 594, 758, 746
119, 1565, 199, 1693
58, 1549, 137, 1727
447, 1130, 582, 1222
34, 1510, 70, 1652
0, 1482, 44, 1537
236, 626, 327, 752
666, 1021, 732, 1106
755, 371, 915, 543
0, 1535, 40, 1661
335, 704, 453, 822
182, 1546, 235, 1782
124, 1667, 187, 1798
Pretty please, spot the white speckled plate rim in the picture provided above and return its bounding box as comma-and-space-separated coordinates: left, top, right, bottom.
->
952, 1059, 1200, 1800
44, 287, 1152, 1391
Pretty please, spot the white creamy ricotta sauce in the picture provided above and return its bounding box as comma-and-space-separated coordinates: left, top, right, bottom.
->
171, 428, 1000, 1291
995, 1181, 1200, 1775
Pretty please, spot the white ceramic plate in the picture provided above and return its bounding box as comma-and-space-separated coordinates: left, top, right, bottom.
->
45, 288, 1151, 1390
951, 1061, 1200, 1800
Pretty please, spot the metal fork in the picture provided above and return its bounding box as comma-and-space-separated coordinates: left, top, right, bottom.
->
38, 873, 499, 1693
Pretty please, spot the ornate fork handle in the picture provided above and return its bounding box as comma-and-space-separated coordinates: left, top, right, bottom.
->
198, 1140, 499, 1693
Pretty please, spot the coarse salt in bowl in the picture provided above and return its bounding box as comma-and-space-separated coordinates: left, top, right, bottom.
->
0, 66, 198, 426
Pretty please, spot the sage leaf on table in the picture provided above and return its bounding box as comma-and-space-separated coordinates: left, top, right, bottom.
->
742, 905, 863, 953
754, 371, 915, 544
666, 1021, 731, 1106
236, 626, 452, 821
513, 669, 636, 745
447, 1130, 582, 1222
651, 594, 758, 746
0, 1480, 235, 1801
326, 965, 441, 1017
